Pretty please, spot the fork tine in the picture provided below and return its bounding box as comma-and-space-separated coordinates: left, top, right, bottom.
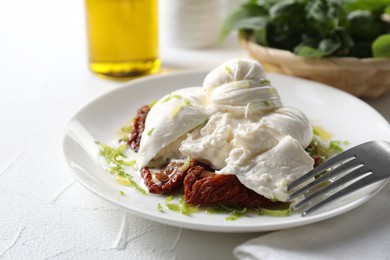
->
288, 152, 355, 190
289, 157, 360, 200
301, 171, 384, 216
293, 165, 369, 210
288, 140, 390, 216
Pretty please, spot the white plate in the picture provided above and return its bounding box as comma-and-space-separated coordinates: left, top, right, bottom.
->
62, 71, 390, 233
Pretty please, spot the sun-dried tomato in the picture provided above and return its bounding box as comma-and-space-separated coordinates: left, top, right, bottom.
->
184, 165, 275, 208
127, 105, 150, 152
312, 155, 322, 168
141, 160, 198, 194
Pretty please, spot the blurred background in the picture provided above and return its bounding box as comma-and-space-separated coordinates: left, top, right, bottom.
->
0, 0, 247, 83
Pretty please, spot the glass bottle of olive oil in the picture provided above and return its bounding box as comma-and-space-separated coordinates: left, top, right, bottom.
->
85, 0, 160, 78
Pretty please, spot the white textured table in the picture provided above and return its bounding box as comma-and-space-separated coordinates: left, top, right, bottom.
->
1, 0, 389, 259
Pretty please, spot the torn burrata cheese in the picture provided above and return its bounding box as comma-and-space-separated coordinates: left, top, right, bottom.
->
220, 136, 313, 202
137, 87, 213, 169
137, 58, 314, 202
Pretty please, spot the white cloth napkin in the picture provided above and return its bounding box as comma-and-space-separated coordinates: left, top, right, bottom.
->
234, 183, 390, 260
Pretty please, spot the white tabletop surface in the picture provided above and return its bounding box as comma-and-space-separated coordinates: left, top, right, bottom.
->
1, 0, 390, 259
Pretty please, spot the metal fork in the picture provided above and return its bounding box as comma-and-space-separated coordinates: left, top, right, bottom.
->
288, 140, 390, 216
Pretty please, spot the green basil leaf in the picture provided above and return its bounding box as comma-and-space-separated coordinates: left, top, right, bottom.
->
220, 2, 268, 40
222, 0, 390, 58
294, 39, 326, 58
294, 36, 341, 57
318, 37, 342, 55
296, 46, 326, 58
305, 0, 347, 36
343, 0, 390, 14
254, 27, 268, 45
372, 34, 390, 57
386, 4, 390, 14
348, 10, 387, 40
268, 0, 306, 33
335, 28, 355, 52
269, 0, 305, 22
267, 24, 302, 50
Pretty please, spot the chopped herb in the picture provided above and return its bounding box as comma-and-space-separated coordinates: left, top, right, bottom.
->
117, 116, 136, 139
117, 171, 147, 195
263, 100, 270, 107
96, 141, 146, 195
226, 210, 247, 221
165, 195, 198, 215
115, 175, 132, 186
108, 165, 122, 175
161, 93, 182, 104
207, 204, 248, 221
219, 204, 248, 221
119, 125, 133, 135
124, 160, 136, 167
179, 196, 198, 215
313, 125, 332, 141
306, 136, 347, 166
230, 81, 251, 89
205, 207, 228, 214
169, 104, 183, 119
259, 79, 271, 86
179, 157, 191, 172
116, 172, 146, 195
161, 94, 172, 103
147, 127, 155, 136
165, 195, 181, 212
259, 207, 291, 216
96, 142, 128, 166
329, 140, 347, 152
306, 137, 331, 161
268, 87, 277, 94
205, 203, 292, 220
183, 99, 191, 106
148, 99, 158, 108
225, 66, 233, 75
119, 190, 125, 196
157, 203, 164, 213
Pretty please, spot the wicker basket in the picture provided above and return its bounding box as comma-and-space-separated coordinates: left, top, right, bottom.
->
240, 38, 390, 98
